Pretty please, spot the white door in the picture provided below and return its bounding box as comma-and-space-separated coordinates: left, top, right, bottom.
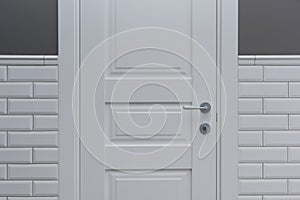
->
78, 0, 217, 199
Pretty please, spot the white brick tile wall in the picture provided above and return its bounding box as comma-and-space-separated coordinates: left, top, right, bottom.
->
238, 56, 300, 199
264, 131, 300, 146
0, 57, 59, 199
239, 56, 255, 65
264, 66, 300, 81
0, 165, 7, 180
33, 181, 58, 196
0, 99, 7, 114
33, 148, 59, 163
239, 179, 287, 195
264, 163, 300, 178
239, 115, 288, 131
264, 98, 300, 114
8, 164, 58, 180
239, 66, 263, 81
0, 83, 33, 98
34, 83, 58, 98
263, 196, 300, 200
288, 147, 300, 162
0, 132, 6, 147
0, 181, 32, 196
289, 115, 300, 130
239, 131, 263, 146
8, 66, 58, 81
289, 83, 300, 97
8, 132, 58, 147
0, 66, 7, 81
8, 198, 58, 200
239, 163, 262, 178
289, 179, 300, 195
0, 148, 32, 163
239, 82, 288, 97
8, 99, 58, 114
238, 196, 262, 200
239, 99, 263, 114
239, 147, 287, 163
0, 116, 33, 131
34, 115, 58, 131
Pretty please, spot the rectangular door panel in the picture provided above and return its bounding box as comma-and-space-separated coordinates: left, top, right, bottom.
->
106, 170, 191, 200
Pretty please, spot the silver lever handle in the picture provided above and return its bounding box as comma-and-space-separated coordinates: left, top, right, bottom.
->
183, 102, 211, 113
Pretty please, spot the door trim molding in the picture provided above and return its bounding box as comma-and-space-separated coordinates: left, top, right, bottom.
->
59, 0, 238, 199
59, 0, 80, 199
217, 0, 238, 199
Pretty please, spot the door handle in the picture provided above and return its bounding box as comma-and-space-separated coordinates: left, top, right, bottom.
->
183, 102, 211, 113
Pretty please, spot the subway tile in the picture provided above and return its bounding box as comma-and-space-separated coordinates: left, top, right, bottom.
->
264, 66, 300, 81
0, 66, 7, 81
33, 148, 59, 163
34, 83, 58, 98
288, 147, 300, 162
8, 99, 58, 114
0, 132, 6, 147
34, 115, 58, 131
289, 82, 300, 97
238, 163, 262, 179
8, 66, 58, 81
0, 148, 32, 163
239, 131, 262, 146
264, 163, 300, 178
8, 164, 58, 180
289, 115, 300, 130
239, 115, 288, 131
8, 132, 58, 147
33, 181, 58, 196
0, 165, 7, 180
264, 98, 300, 114
264, 196, 300, 200
0, 99, 7, 114
0, 181, 32, 196
239, 83, 288, 98
239, 66, 263, 81
289, 179, 300, 195
239, 147, 287, 163
0, 116, 32, 131
239, 179, 287, 195
238, 196, 262, 200
239, 99, 263, 114
0, 83, 33, 98
264, 131, 300, 146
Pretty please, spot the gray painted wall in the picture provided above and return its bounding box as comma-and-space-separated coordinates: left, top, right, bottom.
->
239, 0, 300, 55
0, 0, 57, 55
0, 0, 299, 55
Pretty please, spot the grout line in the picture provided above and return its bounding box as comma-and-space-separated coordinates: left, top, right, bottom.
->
32, 180, 34, 196
262, 131, 264, 147
262, 98, 264, 114
262, 65, 265, 81
262, 162, 264, 179
287, 178, 289, 195
6, 163, 8, 180
287, 147, 289, 163
6, 65, 8, 82
32, 82, 35, 99
288, 113, 290, 130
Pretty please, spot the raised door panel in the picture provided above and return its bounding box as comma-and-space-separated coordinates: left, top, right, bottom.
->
106, 170, 191, 200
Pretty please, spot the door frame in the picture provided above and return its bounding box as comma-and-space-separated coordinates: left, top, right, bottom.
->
59, 0, 238, 199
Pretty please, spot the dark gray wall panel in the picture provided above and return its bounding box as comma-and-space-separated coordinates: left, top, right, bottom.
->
0, 0, 57, 55
239, 0, 300, 55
